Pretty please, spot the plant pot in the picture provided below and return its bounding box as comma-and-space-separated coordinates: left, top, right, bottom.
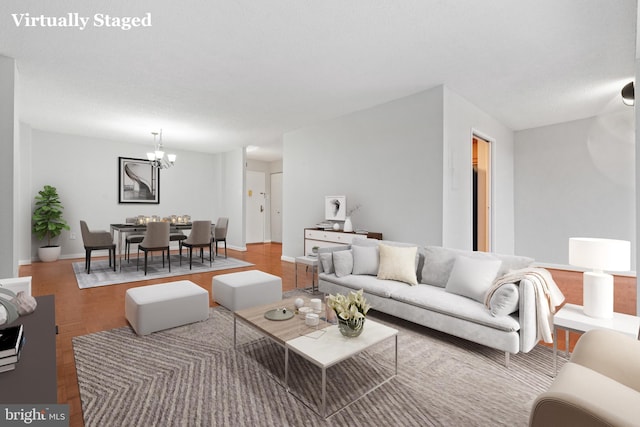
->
338, 317, 365, 337
38, 246, 61, 262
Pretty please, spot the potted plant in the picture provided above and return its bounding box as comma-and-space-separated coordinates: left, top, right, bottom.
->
327, 289, 370, 337
32, 185, 70, 262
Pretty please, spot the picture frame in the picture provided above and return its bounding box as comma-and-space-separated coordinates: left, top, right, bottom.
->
118, 157, 160, 204
325, 195, 346, 221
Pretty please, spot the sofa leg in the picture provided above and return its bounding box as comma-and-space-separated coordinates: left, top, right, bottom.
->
505, 352, 510, 368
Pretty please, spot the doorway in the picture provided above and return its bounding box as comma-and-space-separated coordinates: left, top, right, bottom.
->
473, 135, 491, 252
246, 170, 266, 244
270, 172, 283, 243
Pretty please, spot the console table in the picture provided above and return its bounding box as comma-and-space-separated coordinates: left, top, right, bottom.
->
303, 228, 382, 255
0, 295, 57, 403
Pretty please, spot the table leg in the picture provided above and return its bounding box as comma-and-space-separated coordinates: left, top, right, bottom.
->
321, 367, 327, 418
285, 348, 289, 390
553, 325, 558, 376
564, 329, 569, 359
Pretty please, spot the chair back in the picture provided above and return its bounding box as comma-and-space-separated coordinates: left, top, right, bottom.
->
80, 220, 90, 243
140, 221, 170, 248
185, 221, 212, 245
80, 220, 114, 247
214, 217, 229, 239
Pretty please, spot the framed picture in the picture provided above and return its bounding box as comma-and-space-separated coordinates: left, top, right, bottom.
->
118, 157, 160, 204
325, 195, 346, 221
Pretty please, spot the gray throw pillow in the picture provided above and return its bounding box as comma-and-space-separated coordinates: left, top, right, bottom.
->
445, 255, 502, 302
352, 245, 379, 275
319, 253, 334, 274
333, 250, 353, 277
489, 283, 519, 316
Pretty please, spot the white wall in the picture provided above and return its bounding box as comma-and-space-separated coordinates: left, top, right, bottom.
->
0, 56, 16, 277
220, 148, 246, 251
282, 86, 445, 259
515, 110, 636, 269
442, 87, 516, 253
24, 128, 226, 262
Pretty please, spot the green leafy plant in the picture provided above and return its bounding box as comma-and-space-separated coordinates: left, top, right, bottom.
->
32, 185, 70, 247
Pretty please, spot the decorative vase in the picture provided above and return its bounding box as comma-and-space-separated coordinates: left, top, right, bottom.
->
337, 317, 365, 337
343, 216, 353, 232
38, 246, 61, 262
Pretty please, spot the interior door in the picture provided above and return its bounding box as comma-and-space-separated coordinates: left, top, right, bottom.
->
472, 135, 491, 252
270, 172, 283, 243
246, 171, 266, 244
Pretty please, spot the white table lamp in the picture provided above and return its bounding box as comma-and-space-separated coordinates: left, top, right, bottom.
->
569, 237, 630, 319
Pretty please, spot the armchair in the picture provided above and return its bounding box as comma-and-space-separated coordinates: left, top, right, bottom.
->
529, 328, 640, 427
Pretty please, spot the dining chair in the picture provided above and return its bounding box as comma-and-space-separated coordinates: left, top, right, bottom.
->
179, 220, 213, 269
137, 221, 171, 275
80, 220, 116, 274
213, 217, 229, 258
124, 217, 145, 262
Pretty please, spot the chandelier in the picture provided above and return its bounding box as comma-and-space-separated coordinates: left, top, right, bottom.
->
147, 129, 176, 169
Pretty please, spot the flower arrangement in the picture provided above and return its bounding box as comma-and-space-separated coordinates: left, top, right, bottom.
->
327, 289, 370, 337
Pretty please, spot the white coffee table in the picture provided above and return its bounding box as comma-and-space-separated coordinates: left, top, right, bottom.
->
553, 303, 640, 375
233, 298, 398, 418
285, 319, 398, 418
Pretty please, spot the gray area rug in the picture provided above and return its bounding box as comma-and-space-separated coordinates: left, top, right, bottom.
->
73, 255, 254, 289
73, 304, 564, 426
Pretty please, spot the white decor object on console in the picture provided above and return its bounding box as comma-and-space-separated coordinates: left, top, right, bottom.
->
569, 237, 630, 319
343, 217, 353, 232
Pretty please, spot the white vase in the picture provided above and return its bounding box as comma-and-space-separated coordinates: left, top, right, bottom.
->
38, 246, 61, 262
343, 216, 353, 232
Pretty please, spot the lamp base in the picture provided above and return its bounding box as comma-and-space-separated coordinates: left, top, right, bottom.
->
583, 271, 613, 319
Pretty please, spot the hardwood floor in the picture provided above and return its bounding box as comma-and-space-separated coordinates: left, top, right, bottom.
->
19, 244, 636, 427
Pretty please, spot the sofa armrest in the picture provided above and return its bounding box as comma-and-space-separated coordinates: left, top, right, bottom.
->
0, 276, 32, 296
570, 329, 640, 392
518, 278, 537, 352
530, 362, 640, 427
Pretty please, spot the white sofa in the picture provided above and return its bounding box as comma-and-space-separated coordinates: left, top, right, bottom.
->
317, 239, 551, 365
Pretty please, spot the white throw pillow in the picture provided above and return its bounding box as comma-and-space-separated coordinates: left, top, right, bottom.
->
377, 244, 418, 285
489, 283, 519, 316
445, 255, 502, 302
333, 250, 354, 277
352, 245, 379, 275
319, 253, 334, 274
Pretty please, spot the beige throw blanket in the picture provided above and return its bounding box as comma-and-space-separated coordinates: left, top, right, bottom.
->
485, 268, 565, 343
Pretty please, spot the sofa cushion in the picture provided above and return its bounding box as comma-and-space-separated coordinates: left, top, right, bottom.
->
319, 272, 408, 299
333, 250, 353, 277
352, 245, 379, 275
390, 284, 520, 332
489, 283, 519, 316
445, 255, 502, 302
421, 246, 534, 287
377, 244, 418, 285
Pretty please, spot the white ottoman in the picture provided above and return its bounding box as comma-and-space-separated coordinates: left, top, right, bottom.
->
125, 280, 209, 336
212, 270, 282, 311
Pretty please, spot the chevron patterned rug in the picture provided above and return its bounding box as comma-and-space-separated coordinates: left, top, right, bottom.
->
73, 306, 563, 426
72, 255, 254, 289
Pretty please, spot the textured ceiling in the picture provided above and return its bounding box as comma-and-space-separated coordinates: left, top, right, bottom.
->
0, 0, 636, 161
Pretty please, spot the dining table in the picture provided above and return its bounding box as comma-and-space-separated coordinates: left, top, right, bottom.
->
110, 222, 198, 271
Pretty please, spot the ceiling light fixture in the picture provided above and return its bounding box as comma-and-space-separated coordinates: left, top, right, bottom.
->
621, 81, 634, 106
147, 129, 176, 169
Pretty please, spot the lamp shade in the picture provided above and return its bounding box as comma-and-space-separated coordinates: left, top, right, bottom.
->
569, 237, 630, 272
